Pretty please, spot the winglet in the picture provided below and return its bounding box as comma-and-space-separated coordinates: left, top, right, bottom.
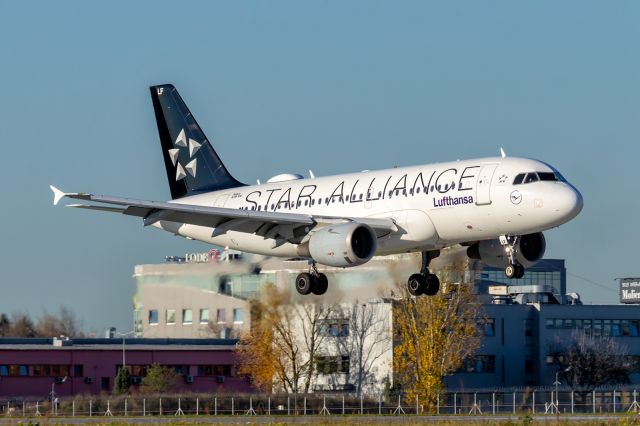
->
500, 147, 507, 158
50, 185, 66, 206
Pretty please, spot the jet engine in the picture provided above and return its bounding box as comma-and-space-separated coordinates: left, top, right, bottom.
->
303, 222, 377, 268
467, 232, 546, 268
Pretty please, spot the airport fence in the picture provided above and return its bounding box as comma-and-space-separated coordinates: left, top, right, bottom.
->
2, 387, 640, 417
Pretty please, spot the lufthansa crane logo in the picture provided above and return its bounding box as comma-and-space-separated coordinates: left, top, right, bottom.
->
510, 190, 522, 205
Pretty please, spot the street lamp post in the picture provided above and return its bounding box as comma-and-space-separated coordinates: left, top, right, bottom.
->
555, 366, 572, 414
51, 376, 67, 416
115, 331, 135, 372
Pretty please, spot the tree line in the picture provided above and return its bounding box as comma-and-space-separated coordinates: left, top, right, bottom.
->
0, 307, 83, 338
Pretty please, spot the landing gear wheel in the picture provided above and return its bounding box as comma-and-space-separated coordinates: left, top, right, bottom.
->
295, 273, 313, 295
423, 274, 440, 296
514, 264, 525, 279
505, 263, 524, 279
408, 274, 427, 296
311, 273, 328, 295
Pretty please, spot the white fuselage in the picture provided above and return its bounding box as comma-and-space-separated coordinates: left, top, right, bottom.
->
153, 156, 583, 259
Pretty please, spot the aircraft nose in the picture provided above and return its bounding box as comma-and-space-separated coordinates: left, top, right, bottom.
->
555, 184, 583, 222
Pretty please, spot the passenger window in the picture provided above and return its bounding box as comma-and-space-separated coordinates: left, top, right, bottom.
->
513, 173, 525, 185
524, 173, 539, 184
537, 172, 558, 182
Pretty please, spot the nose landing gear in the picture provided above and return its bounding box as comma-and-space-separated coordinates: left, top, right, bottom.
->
500, 235, 525, 279
407, 250, 441, 297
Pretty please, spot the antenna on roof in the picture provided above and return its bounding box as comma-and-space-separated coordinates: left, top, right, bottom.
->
500, 147, 507, 158
257, 179, 261, 185
308, 170, 315, 179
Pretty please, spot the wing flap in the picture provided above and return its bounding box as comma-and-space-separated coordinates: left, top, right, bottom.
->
66, 204, 127, 213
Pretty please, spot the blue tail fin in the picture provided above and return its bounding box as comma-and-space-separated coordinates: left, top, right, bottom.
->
150, 84, 246, 199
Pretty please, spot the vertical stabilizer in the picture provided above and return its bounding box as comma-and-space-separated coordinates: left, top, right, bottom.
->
150, 84, 245, 199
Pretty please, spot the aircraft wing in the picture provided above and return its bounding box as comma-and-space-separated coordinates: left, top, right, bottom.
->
50, 186, 397, 238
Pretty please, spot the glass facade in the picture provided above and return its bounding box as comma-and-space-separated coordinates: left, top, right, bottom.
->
480, 259, 566, 297
545, 318, 640, 337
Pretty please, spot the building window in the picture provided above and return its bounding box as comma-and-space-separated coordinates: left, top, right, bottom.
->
3, 365, 30, 376
200, 309, 209, 324
460, 356, 495, 373
198, 365, 233, 377
30, 365, 71, 377
182, 309, 193, 324
166, 309, 176, 325
524, 318, 533, 346
233, 308, 244, 323
74, 365, 84, 377
480, 318, 495, 337
316, 356, 350, 375
318, 319, 350, 337
216, 309, 226, 323
148, 310, 159, 325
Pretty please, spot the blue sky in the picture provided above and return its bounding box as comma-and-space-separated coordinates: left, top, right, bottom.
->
0, 1, 638, 333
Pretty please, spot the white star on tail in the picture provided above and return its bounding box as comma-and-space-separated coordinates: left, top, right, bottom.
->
175, 163, 186, 181
188, 138, 201, 157
185, 159, 197, 178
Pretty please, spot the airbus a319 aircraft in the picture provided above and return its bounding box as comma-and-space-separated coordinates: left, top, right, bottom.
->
51, 84, 583, 297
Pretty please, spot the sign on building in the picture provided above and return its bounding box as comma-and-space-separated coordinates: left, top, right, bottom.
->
620, 278, 640, 304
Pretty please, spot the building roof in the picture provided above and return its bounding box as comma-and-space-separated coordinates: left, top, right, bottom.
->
0, 338, 239, 351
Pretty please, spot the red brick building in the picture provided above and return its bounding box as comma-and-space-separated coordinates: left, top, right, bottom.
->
0, 338, 252, 398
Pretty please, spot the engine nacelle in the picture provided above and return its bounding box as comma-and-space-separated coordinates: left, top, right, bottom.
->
304, 223, 377, 268
467, 232, 546, 268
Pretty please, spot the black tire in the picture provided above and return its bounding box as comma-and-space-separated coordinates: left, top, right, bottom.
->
505, 264, 517, 279
408, 274, 426, 296
295, 273, 313, 295
514, 264, 525, 279
423, 274, 440, 296
312, 273, 329, 295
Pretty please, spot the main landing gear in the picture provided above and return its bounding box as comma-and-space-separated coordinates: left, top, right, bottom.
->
296, 263, 329, 296
407, 250, 441, 297
500, 235, 525, 279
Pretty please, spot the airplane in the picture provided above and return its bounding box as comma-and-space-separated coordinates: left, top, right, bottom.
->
50, 84, 583, 297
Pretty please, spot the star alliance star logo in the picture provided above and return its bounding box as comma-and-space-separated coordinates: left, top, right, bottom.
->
168, 128, 201, 181
498, 174, 509, 184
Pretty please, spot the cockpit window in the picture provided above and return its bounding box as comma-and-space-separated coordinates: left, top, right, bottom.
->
513, 171, 565, 185
538, 172, 558, 182
513, 173, 525, 185
553, 171, 567, 182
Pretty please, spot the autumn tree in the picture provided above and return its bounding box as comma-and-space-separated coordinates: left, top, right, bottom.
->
7, 313, 37, 337
36, 306, 84, 338
238, 284, 335, 393
393, 254, 483, 411
0, 307, 84, 338
547, 330, 632, 399
0, 314, 10, 336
